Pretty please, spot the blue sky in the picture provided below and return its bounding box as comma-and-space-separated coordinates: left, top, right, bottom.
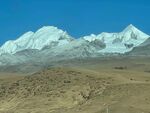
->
0, 0, 150, 45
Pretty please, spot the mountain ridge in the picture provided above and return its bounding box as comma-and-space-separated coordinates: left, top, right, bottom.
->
0, 24, 149, 55
0, 24, 149, 66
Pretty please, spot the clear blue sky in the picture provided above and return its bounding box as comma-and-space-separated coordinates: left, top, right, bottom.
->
0, 0, 150, 45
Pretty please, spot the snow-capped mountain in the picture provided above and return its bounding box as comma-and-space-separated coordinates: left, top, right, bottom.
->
0, 26, 74, 54
0, 38, 105, 66
0, 24, 149, 67
83, 24, 149, 53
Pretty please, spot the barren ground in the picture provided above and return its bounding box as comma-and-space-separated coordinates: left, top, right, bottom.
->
0, 57, 150, 113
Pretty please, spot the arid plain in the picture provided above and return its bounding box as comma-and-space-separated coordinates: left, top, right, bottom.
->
0, 56, 150, 113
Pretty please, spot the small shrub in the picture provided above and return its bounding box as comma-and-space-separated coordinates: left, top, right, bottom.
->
64, 80, 71, 83
114, 66, 127, 70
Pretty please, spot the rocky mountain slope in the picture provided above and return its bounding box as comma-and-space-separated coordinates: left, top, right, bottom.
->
127, 37, 150, 56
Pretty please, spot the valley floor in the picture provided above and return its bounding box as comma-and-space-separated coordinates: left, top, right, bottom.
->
0, 57, 150, 113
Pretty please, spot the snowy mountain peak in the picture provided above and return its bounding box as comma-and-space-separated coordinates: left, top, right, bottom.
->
17, 31, 34, 41
38, 26, 72, 42
124, 24, 135, 30
83, 24, 150, 53
35, 26, 60, 34
123, 24, 141, 33
0, 26, 74, 55
121, 24, 149, 41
